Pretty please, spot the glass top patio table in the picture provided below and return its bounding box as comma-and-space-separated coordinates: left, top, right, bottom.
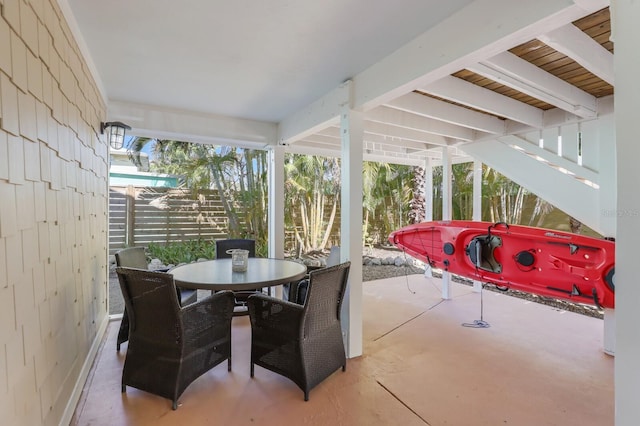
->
170, 258, 307, 291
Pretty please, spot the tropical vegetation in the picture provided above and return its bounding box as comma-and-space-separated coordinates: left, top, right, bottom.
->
123, 138, 585, 257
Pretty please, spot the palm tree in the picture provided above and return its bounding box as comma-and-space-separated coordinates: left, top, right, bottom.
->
409, 166, 427, 224
145, 141, 269, 250
284, 154, 340, 253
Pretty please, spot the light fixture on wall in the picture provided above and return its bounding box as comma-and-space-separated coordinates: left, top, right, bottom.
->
101, 121, 132, 150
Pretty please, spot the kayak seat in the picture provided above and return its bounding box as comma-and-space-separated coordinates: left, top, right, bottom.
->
466, 235, 502, 273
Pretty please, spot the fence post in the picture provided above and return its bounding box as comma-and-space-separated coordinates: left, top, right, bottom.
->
126, 185, 136, 247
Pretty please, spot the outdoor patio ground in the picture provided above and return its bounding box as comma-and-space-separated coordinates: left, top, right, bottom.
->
73, 274, 613, 425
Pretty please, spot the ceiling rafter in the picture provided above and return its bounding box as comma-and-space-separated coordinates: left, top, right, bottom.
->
468, 51, 598, 118
320, 123, 452, 147
537, 24, 614, 85
423, 75, 544, 128
384, 92, 506, 134
366, 106, 477, 141
315, 128, 438, 152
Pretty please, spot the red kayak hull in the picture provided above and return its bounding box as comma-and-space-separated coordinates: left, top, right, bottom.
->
389, 220, 615, 309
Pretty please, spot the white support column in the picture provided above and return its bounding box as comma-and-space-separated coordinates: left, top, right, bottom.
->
424, 158, 433, 277
614, 1, 640, 424
596, 112, 617, 356
340, 105, 364, 359
268, 145, 286, 298
472, 160, 483, 293
441, 146, 452, 299
424, 158, 433, 222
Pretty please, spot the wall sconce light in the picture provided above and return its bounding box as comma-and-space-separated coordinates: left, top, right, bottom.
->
101, 121, 132, 150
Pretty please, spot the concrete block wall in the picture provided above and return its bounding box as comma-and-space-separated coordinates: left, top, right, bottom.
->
0, 0, 108, 425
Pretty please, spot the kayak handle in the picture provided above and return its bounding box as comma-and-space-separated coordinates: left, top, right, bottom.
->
492, 221, 510, 230
487, 221, 509, 237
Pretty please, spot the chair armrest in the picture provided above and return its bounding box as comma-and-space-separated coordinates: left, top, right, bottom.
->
247, 294, 304, 339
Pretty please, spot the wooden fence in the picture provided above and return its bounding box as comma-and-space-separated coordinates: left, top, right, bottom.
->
109, 186, 241, 255
109, 186, 338, 255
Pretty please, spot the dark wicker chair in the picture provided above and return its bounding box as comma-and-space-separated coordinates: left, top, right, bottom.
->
247, 261, 351, 401
116, 267, 235, 410
215, 239, 259, 316
287, 246, 341, 304
114, 247, 197, 350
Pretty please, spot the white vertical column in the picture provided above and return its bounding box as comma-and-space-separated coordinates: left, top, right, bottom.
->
424, 158, 433, 222
268, 145, 286, 298
613, 1, 640, 424
340, 104, 364, 359
596, 113, 617, 356
423, 158, 434, 277
441, 146, 452, 299
472, 160, 483, 293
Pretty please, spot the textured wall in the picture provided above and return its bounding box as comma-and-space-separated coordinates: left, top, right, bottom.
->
0, 0, 108, 425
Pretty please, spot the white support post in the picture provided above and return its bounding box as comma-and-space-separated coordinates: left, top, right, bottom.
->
596, 112, 616, 356
268, 145, 286, 298
472, 160, 483, 293
424, 158, 433, 222
613, 1, 640, 423
441, 146, 452, 299
340, 103, 364, 359
424, 158, 433, 277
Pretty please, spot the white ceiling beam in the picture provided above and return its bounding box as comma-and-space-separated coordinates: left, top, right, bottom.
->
538, 23, 614, 85
315, 126, 438, 152
277, 81, 349, 145
362, 154, 429, 167
300, 134, 340, 147
320, 123, 451, 146
385, 92, 506, 134
469, 51, 598, 118
366, 106, 476, 141
363, 134, 436, 152
572, 0, 610, 12
363, 122, 452, 146
289, 141, 430, 167
424, 76, 544, 128
286, 142, 341, 159
352, 0, 605, 111
108, 101, 277, 148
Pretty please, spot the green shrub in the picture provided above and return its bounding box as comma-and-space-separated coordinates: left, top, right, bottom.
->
147, 240, 217, 265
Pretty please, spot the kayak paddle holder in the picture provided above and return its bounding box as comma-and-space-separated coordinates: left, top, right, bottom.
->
462, 283, 491, 329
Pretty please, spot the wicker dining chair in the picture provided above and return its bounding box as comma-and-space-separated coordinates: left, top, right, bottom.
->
288, 246, 341, 304
116, 267, 235, 410
114, 246, 197, 350
247, 261, 351, 401
215, 239, 259, 315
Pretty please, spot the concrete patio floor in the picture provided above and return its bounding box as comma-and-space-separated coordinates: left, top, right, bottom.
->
72, 274, 613, 425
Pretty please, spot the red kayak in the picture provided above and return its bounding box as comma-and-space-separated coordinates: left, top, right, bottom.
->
389, 220, 615, 309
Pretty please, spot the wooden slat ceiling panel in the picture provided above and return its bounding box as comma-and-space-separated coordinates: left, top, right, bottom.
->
453, 69, 554, 110
452, 7, 613, 111
574, 7, 613, 53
